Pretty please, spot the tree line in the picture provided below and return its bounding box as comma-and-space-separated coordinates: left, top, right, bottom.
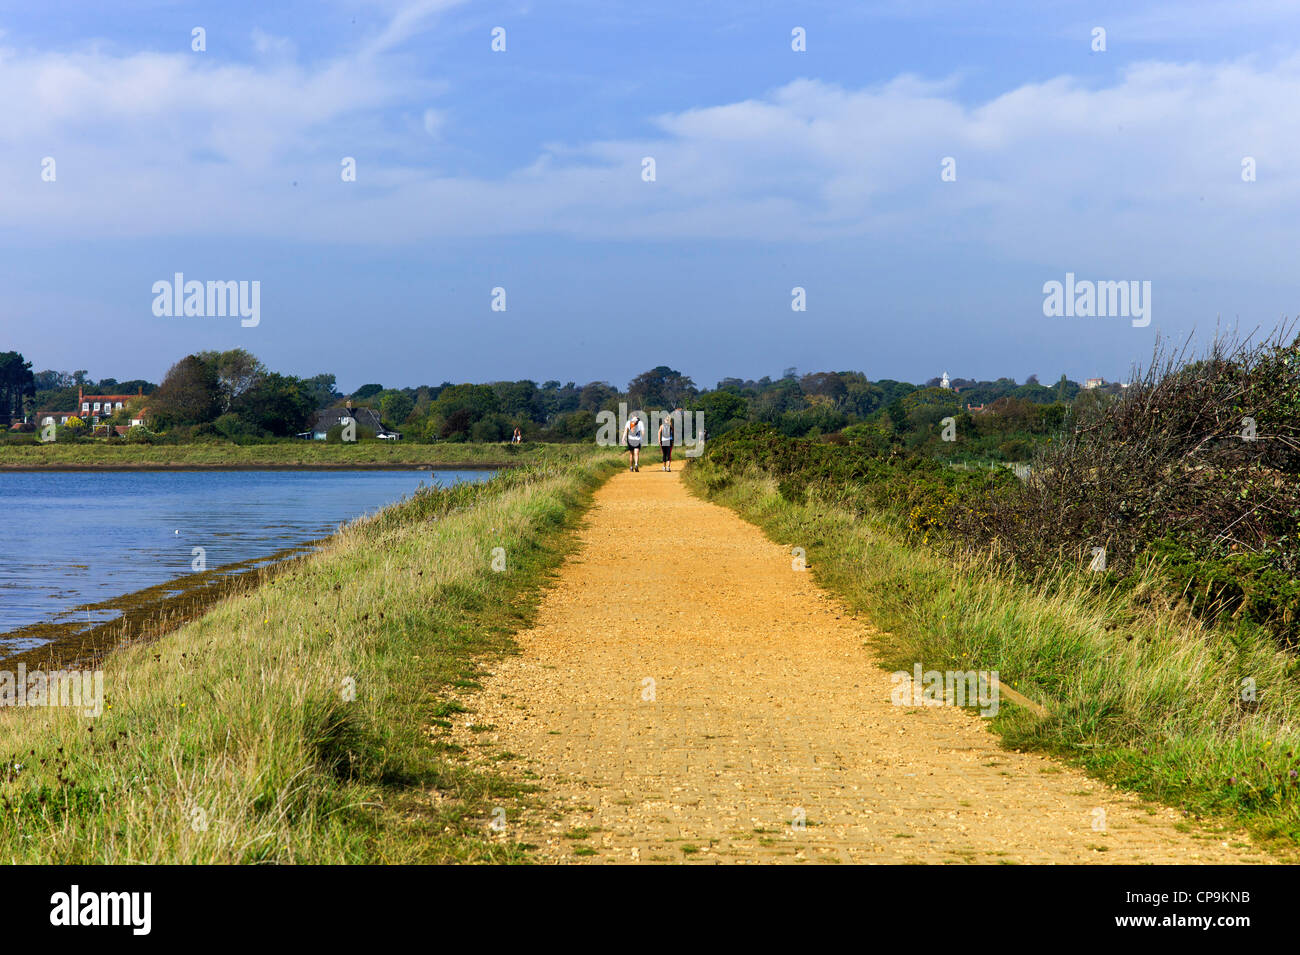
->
4, 350, 1112, 455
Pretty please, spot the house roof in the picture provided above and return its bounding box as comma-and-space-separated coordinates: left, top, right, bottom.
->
79, 386, 144, 403
309, 406, 398, 435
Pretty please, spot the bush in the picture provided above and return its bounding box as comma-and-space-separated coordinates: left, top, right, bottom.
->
213, 413, 264, 442
469, 414, 509, 443
951, 330, 1300, 647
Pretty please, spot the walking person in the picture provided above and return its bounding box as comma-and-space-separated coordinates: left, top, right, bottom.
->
511, 426, 522, 444
658, 412, 675, 471
623, 414, 644, 471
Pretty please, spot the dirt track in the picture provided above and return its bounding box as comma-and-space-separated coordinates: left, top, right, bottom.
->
451, 467, 1267, 864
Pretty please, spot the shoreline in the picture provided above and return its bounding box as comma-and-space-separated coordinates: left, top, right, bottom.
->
0, 461, 512, 472
0, 543, 320, 672
0, 469, 506, 666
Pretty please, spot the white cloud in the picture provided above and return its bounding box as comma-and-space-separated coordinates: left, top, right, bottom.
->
2, 23, 1300, 284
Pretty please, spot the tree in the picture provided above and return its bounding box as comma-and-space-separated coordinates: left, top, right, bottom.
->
115, 379, 156, 396
302, 373, 342, 410
196, 349, 266, 413
432, 384, 499, 421
627, 366, 696, 410
352, 383, 384, 401
379, 390, 414, 427
0, 351, 35, 424
232, 373, 315, 436
493, 380, 541, 420
578, 381, 618, 412
33, 369, 71, 392
695, 389, 748, 430
150, 355, 222, 428
538, 380, 581, 421
799, 372, 848, 404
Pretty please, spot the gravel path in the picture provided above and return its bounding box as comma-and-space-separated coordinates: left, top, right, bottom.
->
448, 467, 1268, 864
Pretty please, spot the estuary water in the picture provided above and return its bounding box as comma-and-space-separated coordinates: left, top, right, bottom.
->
0, 469, 492, 638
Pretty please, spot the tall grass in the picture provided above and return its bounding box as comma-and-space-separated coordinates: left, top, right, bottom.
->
687, 459, 1300, 854
0, 450, 621, 862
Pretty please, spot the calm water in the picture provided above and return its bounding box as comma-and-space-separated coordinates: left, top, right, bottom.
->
0, 469, 493, 635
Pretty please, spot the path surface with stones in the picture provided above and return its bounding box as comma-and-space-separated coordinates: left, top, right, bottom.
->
448, 467, 1267, 864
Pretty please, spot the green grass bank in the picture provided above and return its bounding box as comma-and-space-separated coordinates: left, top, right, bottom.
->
0, 440, 579, 469
0, 448, 621, 862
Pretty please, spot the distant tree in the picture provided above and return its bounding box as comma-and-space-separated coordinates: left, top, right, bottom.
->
115, 379, 156, 396
150, 355, 222, 428
627, 366, 696, 410
197, 348, 266, 413
537, 380, 581, 420
873, 379, 918, 407
232, 373, 315, 436
433, 384, 498, 419
843, 380, 885, 417
379, 390, 414, 427
0, 351, 35, 424
302, 373, 342, 410
439, 407, 474, 439
352, 383, 384, 401
695, 389, 749, 430
578, 381, 618, 412
799, 372, 848, 404
493, 380, 541, 420
33, 369, 71, 391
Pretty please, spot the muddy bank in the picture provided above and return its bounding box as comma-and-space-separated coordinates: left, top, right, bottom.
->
0, 545, 317, 672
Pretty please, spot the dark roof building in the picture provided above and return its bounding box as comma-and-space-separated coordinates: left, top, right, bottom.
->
301, 405, 401, 440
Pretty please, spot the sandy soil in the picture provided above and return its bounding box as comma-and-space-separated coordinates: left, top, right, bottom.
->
448, 467, 1269, 864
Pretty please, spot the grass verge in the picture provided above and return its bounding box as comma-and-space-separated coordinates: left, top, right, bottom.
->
685, 458, 1300, 857
0, 448, 622, 862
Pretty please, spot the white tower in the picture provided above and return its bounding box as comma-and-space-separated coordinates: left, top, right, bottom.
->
940, 371, 951, 390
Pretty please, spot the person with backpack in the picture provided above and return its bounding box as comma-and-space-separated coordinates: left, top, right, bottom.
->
623, 414, 644, 471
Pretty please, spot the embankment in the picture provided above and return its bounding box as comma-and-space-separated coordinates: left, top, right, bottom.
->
0, 441, 577, 470
0, 449, 621, 863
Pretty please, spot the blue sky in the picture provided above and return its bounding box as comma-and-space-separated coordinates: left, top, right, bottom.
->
1, 0, 1298, 392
